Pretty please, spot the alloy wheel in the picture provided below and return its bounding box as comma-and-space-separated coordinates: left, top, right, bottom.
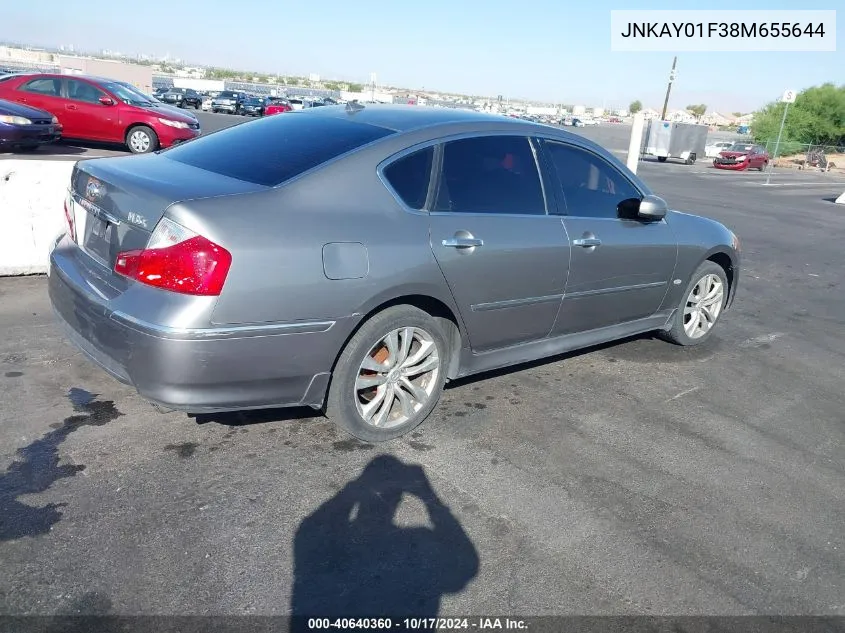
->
683, 274, 725, 339
354, 327, 441, 429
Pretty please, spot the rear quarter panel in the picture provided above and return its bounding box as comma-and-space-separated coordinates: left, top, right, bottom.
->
660, 210, 740, 309
163, 137, 461, 328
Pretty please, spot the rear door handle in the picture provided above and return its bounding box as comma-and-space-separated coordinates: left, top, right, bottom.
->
573, 237, 602, 247
443, 237, 483, 248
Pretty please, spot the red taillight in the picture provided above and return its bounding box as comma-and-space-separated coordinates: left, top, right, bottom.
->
63, 195, 76, 242
114, 218, 231, 296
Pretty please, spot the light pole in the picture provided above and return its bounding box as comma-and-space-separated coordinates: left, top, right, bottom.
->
660, 56, 677, 121
765, 89, 797, 185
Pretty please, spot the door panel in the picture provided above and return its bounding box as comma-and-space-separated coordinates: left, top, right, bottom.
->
431, 214, 570, 351
428, 135, 570, 352
538, 138, 678, 336
14, 77, 64, 114
62, 79, 117, 141
555, 217, 676, 334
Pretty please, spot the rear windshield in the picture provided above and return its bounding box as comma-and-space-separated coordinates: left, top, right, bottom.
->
163, 113, 394, 186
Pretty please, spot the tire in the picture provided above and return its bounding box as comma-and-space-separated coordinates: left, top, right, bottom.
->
685, 153, 697, 165
125, 125, 159, 154
758, 161, 767, 172
194, 101, 200, 110
657, 156, 667, 163
660, 261, 729, 346
325, 305, 449, 443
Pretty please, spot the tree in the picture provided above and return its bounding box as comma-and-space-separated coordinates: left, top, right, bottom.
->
629, 100, 643, 114
751, 83, 845, 147
686, 104, 707, 120
732, 111, 743, 118
347, 82, 364, 93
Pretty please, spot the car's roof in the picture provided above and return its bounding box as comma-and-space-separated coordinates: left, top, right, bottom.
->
293, 103, 537, 133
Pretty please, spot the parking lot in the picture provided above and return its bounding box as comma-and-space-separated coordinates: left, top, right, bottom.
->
1, 115, 845, 618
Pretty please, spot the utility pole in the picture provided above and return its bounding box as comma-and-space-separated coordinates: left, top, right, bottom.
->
660, 56, 677, 121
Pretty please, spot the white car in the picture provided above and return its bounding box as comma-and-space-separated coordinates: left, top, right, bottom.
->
705, 141, 735, 158
201, 97, 213, 111
580, 118, 600, 126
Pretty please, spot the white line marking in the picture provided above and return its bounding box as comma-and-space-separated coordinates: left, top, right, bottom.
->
739, 332, 785, 348
665, 386, 700, 402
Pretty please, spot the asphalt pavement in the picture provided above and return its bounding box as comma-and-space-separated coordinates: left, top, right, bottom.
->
1, 123, 845, 619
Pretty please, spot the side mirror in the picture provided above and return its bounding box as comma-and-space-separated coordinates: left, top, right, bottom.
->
637, 195, 668, 220
99, 96, 115, 106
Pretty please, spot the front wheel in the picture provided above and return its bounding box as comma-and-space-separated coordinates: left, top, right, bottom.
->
660, 261, 729, 346
325, 305, 448, 443
125, 125, 159, 154
657, 156, 668, 163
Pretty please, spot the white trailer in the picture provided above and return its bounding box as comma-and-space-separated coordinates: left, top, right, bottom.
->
643, 120, 709, 165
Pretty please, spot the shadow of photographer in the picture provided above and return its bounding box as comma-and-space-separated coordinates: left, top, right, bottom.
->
290, 455, 479, 627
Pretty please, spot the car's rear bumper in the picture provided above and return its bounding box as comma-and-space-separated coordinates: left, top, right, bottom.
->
212, 104, 237, 113
49, 239, 354, 413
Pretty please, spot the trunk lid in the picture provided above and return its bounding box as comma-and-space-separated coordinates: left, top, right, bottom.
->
68, 153, 267, 272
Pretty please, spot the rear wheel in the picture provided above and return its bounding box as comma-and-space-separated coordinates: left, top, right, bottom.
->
325, 305, 448, 443
657, 156, 667, 163
125, 125, 159, 154
758, 160, 767, 171
685, 153, 697, 165
660, 261, 729, 346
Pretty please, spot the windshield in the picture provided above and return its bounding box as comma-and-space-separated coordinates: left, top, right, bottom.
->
217, 92, 238, 98
728, 144, 754, 152
104, 82, 155, 106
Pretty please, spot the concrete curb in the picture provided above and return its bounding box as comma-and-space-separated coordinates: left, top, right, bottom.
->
0, 159, 76, 276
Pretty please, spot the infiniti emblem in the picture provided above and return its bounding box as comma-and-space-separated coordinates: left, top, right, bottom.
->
85, 177, 105, 201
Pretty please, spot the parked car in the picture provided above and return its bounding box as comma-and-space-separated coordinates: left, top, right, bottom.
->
48, 105, 740, 443
713, 143, 769, 171
705, 141, 735, 158
571, 118, 585, 127
0, 96, 62, 151
160, 87, 202, 109
0, 73, 201, 153
242, 97, 269, 116
211, 91, 246, 114
264, 98, 292, 116
201, 96, 213, 111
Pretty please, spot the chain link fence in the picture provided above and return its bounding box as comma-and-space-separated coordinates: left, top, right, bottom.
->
757, 141, 845, 171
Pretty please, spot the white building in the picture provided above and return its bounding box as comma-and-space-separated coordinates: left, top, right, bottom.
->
667, 109, 697, 123
640, 108, 660, 120
572, 105, 586, 116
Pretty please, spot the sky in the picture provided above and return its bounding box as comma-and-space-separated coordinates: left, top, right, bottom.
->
2, 0, 842, 113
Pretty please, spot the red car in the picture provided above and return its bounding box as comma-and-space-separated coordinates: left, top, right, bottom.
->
713, 143, 770, 171
0, 73, 200, 153
264, 98, 293, 116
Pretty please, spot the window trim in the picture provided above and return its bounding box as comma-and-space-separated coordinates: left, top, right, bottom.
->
376, 142, 437, 214
537, 137, 648, 220
430, 131, 551, 218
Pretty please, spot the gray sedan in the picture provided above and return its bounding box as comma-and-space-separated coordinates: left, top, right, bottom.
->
49, 105, 740, 442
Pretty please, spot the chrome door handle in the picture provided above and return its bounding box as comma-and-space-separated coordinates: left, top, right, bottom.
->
443, 237, 483, 248
573, 237, 602, 247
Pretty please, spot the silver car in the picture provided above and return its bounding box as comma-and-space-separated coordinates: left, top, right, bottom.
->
49, 105, 740, 442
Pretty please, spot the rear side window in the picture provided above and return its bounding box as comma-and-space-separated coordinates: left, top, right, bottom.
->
382, 147, 434, 210
163, 114, 394, 186
21, 78, 61, 97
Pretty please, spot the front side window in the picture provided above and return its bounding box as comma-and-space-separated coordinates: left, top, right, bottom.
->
66, 79, 106, 104
382, 146, 434, 210
433, 135, 545, 215
542, 140, 641, 218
